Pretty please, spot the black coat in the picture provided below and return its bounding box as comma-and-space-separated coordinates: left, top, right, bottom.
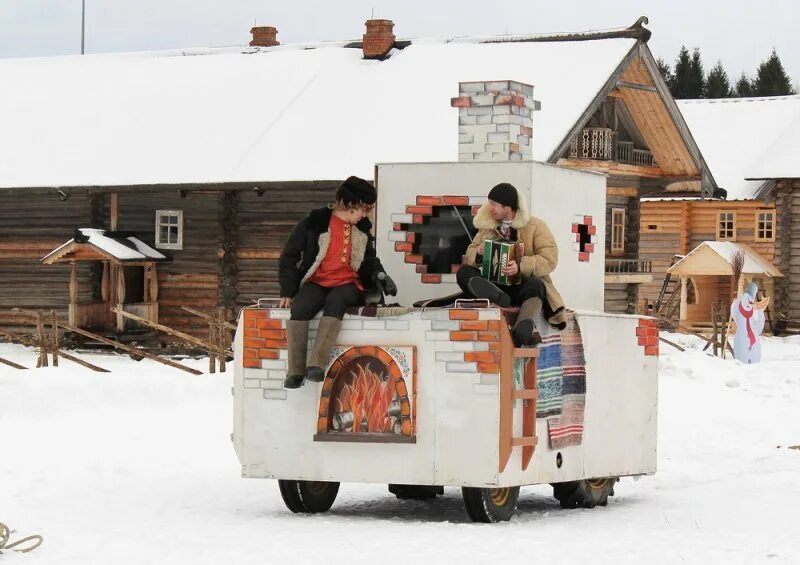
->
279, 207, 385, 298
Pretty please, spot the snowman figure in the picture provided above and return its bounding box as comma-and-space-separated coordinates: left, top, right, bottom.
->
730, 282, 770, 364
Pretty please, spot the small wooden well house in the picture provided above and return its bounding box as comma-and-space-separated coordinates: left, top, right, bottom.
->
667, 241, 782, 328
42, 229, 169, 332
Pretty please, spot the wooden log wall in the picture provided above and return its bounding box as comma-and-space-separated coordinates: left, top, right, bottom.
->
1, 181, 345, 342
234, 182, 338, 308
603, 195, 641, 314
774, 180, 800, 322
116, 191, 221, 338
639, 200, 778, 309
0, 192, 94, 334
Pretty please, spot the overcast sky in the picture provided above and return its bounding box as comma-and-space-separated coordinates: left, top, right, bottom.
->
1, 0, 797, 86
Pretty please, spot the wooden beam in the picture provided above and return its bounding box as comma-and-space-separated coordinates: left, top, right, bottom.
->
12, 307, 202, 375
617, 80, 658, 93
182, 306, 237, 330
0, 357, 28, 370
56, 349, 111, 373
608, 187, 639, 197
112, 307, 232, 358
0, 325, 109, 373
557, 158, 666, 178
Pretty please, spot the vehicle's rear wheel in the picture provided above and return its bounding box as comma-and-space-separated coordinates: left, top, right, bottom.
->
461, 486, 520, 522
552, 477, 618, 509
278, 480, 340, 513
388, 484, 444, 500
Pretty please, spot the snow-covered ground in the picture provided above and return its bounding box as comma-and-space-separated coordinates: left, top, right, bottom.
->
2, 333, 799, 564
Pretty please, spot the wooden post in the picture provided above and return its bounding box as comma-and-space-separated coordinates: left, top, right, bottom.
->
218, 308, 227, 373
143, 264, 151, 303
51, 310, 59, 367
69, 261, 78, 326
711, 307, 719, 357
208, 319, 216, 374
36, 310, 48, 368
101, 261, 110, 303
110, 193, 118, 231
116, 265, 126, 332
679, 276, 688, 325
149, 267, 159, 303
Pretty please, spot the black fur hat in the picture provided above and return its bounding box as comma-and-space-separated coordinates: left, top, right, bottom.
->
336, 176, 377, 206
488, 182, 519, 211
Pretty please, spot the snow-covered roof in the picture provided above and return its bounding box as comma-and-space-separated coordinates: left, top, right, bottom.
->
42, 229, 167, 263
0, 36, 637, 189
668, 241, 782, 277
747, 110, 800, 180
676, 95, 800, 200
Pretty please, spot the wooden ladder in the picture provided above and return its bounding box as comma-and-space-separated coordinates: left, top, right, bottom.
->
499, 322, 540, 473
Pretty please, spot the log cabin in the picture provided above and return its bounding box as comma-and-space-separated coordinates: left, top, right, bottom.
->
0, 17, 715, 341
639, 95, 800, 328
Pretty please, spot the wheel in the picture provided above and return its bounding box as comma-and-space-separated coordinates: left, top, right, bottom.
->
552, 477, 618, 509
461, 486, 520, 522
278, 480, 340, 513
388, 484, 444, 500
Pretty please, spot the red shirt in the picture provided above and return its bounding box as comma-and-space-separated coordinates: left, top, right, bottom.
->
308, 214, 363, 290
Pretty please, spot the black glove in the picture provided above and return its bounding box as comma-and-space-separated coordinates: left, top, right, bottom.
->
374, 272, 398, 296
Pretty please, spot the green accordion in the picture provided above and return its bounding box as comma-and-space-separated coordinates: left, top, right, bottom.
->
481, 239, 524, 285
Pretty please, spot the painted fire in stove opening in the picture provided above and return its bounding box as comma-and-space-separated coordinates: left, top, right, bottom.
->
319, 346, 415, 436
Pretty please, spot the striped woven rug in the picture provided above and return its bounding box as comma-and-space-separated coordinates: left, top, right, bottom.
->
527, 310, 586, 448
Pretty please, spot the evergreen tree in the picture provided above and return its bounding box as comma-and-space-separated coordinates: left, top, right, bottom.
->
656, 56, 673, 87
753, 49, 796, 96
706, 60, 733, 98
688, 48, 706, 98
735, 73, 753, 97
671, 46, 692, 98
671, 46, 705, 98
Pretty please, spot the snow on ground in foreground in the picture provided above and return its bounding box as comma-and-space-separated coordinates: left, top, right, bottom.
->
1, 334, 799, 564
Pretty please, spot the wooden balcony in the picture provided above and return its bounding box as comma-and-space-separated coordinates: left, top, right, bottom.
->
604, 258, 653, 284
568, 128, 656, 168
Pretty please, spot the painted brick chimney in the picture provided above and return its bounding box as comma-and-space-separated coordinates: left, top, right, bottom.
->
250, 26, 279, 47
450, 81, 541, 162
362, 19, 395, 59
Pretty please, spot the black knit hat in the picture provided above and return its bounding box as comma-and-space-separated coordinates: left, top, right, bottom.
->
336, 176, 377, 207
487, 182, 519, 210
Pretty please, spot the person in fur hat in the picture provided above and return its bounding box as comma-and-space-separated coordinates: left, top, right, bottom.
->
457, 182, 566, 346
278, 176, 397, 389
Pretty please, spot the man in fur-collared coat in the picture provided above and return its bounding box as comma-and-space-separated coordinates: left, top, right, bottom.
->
278, 176, 397, 389
457, 182, 566, 346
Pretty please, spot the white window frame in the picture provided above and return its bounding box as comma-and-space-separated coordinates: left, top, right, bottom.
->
716, 211, 736, 242
755, 209, 775, 242
610, 207, 626, 255
155, 210, 183, 250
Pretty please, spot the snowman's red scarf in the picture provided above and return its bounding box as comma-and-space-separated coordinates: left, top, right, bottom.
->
738, 302, 756, 350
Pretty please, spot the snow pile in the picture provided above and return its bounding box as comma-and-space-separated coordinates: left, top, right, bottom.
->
1, 334, 799, 563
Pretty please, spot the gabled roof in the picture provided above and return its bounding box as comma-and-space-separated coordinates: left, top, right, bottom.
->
668, 241, 782, 277
42, 229, 168, 264
675, 95, 800, 200
0, 25, 654, 190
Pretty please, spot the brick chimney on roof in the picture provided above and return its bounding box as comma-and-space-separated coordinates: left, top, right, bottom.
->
362, 19, 395, 59
250, 26, 279, 47
451, 81, 541, 162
